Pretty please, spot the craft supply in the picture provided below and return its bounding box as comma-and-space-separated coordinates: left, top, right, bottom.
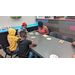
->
47, 38, 51, 40
42, 35, 49, 38
50, 54, 58, 58
31, 36, 35, 39
35, 32, 39, 35
29, 32, 34, 35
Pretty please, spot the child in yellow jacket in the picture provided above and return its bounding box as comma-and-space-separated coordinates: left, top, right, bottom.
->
7, 28, 21, 53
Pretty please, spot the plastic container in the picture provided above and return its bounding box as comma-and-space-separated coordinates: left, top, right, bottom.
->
5, 26, 8, 30
0, 27, 1, 30
1, 27, 3, 31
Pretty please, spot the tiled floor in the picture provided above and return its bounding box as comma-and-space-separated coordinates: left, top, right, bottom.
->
0, 49, 16, 58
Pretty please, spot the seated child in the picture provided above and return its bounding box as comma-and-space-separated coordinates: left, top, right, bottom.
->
7, 28, 21, 53
17, 31, 38, 58
18, 22, 28, 35
34, 21, 49, 35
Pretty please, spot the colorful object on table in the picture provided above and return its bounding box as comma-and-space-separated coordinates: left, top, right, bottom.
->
31, 36, 35, 39
47, 38, 51, 40
29, 32, 34, 35
73, 49, 74, 51
5, 26, 8, 30
69, 25, 75, 31
59, 40, 61, 43
59, 40, 64, 43
8, 26, 11, 29
42, 35, 49, 38
37, 40, 40, 43
5, 26, 12, 30
35, 32, 39, 35
50, 54, 58, 58
0, 27, 1, 30
1, 27, 4, 31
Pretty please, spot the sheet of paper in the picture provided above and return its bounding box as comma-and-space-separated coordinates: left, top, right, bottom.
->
47, 38, 51, 40
42, 35, 49, 38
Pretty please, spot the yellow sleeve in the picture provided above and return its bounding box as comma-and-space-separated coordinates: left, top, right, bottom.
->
14, 36, 21, 42
18, 37, 21, 39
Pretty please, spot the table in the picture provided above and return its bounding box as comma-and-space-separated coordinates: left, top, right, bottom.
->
28, 32, 75, 58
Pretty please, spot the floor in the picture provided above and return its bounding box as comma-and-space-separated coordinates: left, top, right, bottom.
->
0, 49, 40, 58
0, 49, 16, 58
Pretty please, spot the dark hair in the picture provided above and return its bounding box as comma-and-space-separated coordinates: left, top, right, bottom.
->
38, 21, 43, 27
20, 31, 27, 38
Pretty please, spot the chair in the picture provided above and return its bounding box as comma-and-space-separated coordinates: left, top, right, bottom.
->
1, 44, 17, 58
49, 32, 58, 38
61, 36, 74, 42
0, 54, 4, 58
48, 28, 52, 33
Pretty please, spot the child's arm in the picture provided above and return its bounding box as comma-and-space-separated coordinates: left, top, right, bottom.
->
17, 32, 20, 35
17, 28, 21, 35
72, 42, 75, 46
29, 39, 37, 46
14, 36, 21, 42
44, 26, 49, 35
27, 31, 28, 33
34, 30, 39, 32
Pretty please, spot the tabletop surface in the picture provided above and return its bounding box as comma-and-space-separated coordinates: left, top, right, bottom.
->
28, 32, 75, 58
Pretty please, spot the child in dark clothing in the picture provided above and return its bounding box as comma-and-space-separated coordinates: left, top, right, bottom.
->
17, 31, 38, 58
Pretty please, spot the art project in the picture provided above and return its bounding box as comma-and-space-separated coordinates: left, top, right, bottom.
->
42, 35, 49, 38
50, 54, 58, 58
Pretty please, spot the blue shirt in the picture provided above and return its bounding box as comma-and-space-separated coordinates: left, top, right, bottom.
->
18, 28, 27, 32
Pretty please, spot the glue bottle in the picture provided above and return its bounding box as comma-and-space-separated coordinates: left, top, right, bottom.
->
0, 27, 1, 31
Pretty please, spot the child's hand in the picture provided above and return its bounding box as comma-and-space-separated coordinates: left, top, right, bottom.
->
39, 31, 42, 33
34, 30, 36, 33
29, 39, 33, 42
72, 42, 75, 46
27, 31, 28, 33
72, 55, 75, 58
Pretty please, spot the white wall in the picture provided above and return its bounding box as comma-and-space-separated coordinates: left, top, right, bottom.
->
0, 16, 36, 27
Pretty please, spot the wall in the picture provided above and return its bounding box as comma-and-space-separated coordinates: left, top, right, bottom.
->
36, 19, 75, 40
0, 16, 36, 27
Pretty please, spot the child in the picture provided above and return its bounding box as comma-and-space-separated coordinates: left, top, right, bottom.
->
34, 21, 49, 35
72, 55, 75, 58
7, 28, 21, 53
72, 41, 75, 46
18, 22, 28, 35
17, 31, 38, 58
